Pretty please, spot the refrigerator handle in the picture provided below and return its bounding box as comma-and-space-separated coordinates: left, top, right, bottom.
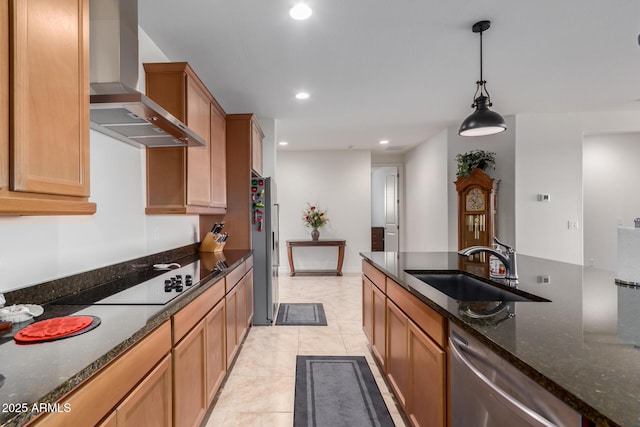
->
273, 203, 280, 266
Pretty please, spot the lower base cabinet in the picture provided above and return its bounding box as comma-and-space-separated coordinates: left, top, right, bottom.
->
32, 322, 172, 427
407, 321, 446, 427
205, 299, 227, 405
363, 260, 447, 427
386, 301, 447, 427
116, 355, 173, 427
225, 284, 239, 367
173, 320, 207, 427
386, 300, 410, 409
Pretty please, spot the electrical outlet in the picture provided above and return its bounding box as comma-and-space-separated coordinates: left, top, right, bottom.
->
617, 217, 624, 226
568, 220, 579, 230
588, 258, 595, 267
537, 193, 551, 202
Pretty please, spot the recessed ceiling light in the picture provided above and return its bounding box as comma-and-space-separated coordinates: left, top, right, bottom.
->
279, 141, 289, 146
295, 92, 310, 100
379, 140, 390, 145
290, 3, 312, 20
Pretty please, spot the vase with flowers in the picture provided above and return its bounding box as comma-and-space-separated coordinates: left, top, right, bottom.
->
302, 203, 329, 240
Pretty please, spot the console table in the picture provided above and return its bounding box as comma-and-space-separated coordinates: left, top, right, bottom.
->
286, 239, 346, 276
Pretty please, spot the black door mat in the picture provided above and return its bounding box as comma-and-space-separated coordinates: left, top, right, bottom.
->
294, 355, 394, 427
275, 303, 327, 326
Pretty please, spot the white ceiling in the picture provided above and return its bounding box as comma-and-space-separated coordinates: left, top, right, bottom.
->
138, 0, 640, 152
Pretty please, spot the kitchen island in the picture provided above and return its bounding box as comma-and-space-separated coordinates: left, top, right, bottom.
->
361, 251, 640, 427
0, 248, 252, 427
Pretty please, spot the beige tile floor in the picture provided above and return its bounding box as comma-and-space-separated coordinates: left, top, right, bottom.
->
204, 273, 408, 427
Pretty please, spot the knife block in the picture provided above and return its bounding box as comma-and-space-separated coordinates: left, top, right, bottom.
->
199, 232, 226, 253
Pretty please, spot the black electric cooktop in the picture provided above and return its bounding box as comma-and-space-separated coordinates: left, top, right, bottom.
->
52, 261, 206, 306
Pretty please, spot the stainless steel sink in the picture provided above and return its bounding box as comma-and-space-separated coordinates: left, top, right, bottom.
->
406, 272, 546, 302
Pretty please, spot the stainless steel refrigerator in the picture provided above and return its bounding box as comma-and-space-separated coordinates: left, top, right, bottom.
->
250, 177, 279, 325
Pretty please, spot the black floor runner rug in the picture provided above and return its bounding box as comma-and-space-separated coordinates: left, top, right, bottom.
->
276, 303, 327, 326
294, 355, 394, 427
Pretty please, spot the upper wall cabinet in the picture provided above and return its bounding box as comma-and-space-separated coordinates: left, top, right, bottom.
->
224, 114, 264, 249
144, 62, 227, 214
0, 0, 96, 215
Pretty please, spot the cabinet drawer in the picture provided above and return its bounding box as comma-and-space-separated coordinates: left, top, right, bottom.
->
173, 278, 225, 344
362, 260, 386, 293
386, 279, 447, 348
225, 261, 246, 293
32, 321, 171, 427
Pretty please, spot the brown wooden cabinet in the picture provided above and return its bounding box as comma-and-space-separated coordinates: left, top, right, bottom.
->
386, 299, 410, 408
246, 267, 254, 325
362, 277, 374, 343
223, 114, 264, 249
372, 282, 386, 366
1, 0, 95, 215
210, 102, 227, 210
224, 262, 253, 368
362, 260, 448, 427
362, 260, 387, 368
116, 355, 172, 427
225, 282, 239, 367
173, 320, 207, 427
407, 321, 446, 427
205, 299, 226, 405
32, 322, 172, 427
144, 62, 227, 214
172, 276, 227, 417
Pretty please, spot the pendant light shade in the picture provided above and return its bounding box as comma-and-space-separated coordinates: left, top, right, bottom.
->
459, 21, 507, 137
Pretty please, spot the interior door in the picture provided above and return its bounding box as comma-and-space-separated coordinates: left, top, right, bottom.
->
384, 170, 399, 251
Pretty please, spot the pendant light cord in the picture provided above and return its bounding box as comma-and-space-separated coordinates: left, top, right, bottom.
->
472, 27, 492, 108
479, 29, 483, 84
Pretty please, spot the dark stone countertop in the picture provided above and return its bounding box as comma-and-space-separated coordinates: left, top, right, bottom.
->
0, 249, 252, 427
360, 251, 640, 427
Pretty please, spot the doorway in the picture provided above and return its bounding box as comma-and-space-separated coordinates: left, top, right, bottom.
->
371, 166, 401, 252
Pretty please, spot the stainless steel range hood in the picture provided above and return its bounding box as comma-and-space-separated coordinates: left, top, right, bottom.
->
89, 0, 205, 148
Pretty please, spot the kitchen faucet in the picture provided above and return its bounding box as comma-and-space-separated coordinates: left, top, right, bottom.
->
458, 237, 518, 284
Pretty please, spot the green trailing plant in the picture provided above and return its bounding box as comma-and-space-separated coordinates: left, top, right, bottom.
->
455, 149, 496, 177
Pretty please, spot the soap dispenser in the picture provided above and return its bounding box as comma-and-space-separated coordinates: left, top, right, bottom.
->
489, 244, 506, 278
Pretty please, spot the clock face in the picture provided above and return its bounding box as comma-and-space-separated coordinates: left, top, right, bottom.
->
466, 188, 485, 211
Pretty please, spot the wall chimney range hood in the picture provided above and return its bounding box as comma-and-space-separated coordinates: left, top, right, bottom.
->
89, 0, 205, 148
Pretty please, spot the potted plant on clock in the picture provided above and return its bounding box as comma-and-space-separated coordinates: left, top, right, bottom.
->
455, 149, 496, 177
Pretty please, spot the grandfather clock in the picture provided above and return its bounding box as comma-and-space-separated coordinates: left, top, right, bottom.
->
455, 168, 499, 276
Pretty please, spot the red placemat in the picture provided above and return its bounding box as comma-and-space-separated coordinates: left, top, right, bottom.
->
14, 316, 94, 343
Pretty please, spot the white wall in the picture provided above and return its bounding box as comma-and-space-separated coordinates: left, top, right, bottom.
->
0, 28, 199, 293
583, 132, 640, 270
515, 111, 640, 264
403, 129, 449, 251
276, 150, 371, 273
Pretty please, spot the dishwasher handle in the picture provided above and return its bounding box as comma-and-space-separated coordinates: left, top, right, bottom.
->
449, 335, 557, 427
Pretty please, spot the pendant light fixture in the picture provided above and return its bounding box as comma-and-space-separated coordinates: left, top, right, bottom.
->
458, 20, 507, 137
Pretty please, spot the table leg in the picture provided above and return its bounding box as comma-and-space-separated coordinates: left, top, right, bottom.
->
336, 245, 345, 276
287, 245, 296, 276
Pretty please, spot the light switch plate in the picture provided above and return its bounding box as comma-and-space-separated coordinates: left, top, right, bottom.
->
537, 275, 551, 284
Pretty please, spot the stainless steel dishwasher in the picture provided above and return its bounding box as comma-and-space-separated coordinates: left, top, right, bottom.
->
449, 324, 581, 427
